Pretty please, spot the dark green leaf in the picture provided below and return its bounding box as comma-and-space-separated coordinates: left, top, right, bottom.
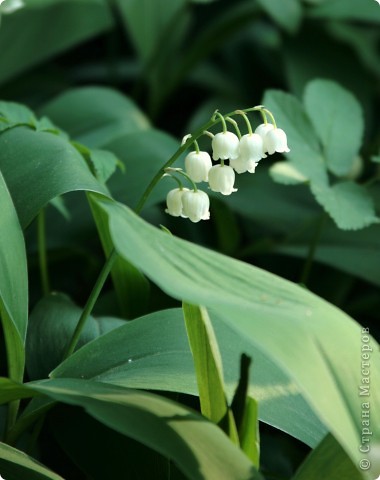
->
31, 379, 261, 480
52, 308, 326, 448
257, 0, 302, 33
39, 87, 150, 148
0, 442, 64, 480
0, 170, 27, 382
26, 294, 125, 380
0, 127, 108, 227
0, 0, 113, 85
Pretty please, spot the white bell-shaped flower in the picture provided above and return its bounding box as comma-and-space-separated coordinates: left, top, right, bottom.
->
265, 128, 290, 155
208, 164, 237, 195
165, 188, 189, 218
182, 190, 210, 223
185, 151, 212, 183
230, 156, 258, 174
239, 133, 266, 162
255, 123, 275, 154
212, 131, 240, 160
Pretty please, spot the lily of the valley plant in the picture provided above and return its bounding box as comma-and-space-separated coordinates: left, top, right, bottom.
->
165, 107, 290, 222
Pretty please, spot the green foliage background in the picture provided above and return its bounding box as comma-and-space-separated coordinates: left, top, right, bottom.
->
0, 0, 380, 479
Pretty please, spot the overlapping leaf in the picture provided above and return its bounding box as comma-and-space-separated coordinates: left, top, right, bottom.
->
91, 196, 380, 472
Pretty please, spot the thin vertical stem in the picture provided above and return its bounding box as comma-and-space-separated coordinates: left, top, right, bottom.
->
300, 213, 326, 285
37, 209, 50, 296
63, 248, 118, 359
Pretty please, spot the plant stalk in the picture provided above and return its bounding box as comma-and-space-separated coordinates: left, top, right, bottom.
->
37, 209, 50, 296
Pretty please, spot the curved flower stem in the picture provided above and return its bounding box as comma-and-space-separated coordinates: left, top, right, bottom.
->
226, 117, 242, 138
63, 248, 118, 359
263, 108, 277, 128
37, 209, 50, 296
165, 168, 198, 192
235, 110, 252, 135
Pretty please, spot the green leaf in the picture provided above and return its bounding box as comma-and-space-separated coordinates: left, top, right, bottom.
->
239, 397, 260, 469
0, 101, 37, 129
0, 378, 37, 406
26, 294, 125, 380
94, 197, 380, 467
311, 181, 379, 230
89, 195, 150, 318
51, 308, 326, 448
39, 87, 150, 148
31, 379, 261, 480
183, 304, 230, 425
49, 405, 170, 480
105, 129, 182, 209
87, 149, 120, 184
0, 441, 64, 480
269, 161, 308, 185
262, 89, 327, 188
257, 0, 302, 33
0, 170, 27, 383
0, 0, 113, 86
309, 0, 380, 22
292, 433, 363, 480
115, 0, 188, 64
0, 126, 108, 227
231, 169, 380, 286
304, 79, 364, 176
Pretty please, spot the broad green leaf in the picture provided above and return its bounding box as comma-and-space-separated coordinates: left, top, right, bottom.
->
94, 197, 380, 467
115, 0, 188, 63
87, 149, 120, 184
0, 170, 27, 383
105, 129, 183, 209
304, 79, 364, 176
263, 88, 376, 230
309, 0, 380, 22
49, 405, 170, 480
0, 378, 37, 405
257, 0, 302, 33
292, 433, 363, 480
0, 441, 64, 480
89, 195, 150, 318
311, 181, 379, 230
231, 170, 380, 287
30, 379, 261, 480
0, 101, 37, 129
51, 308, 326, 448
269, 161, 307, 185
0, 0, 113, 85
263, 89, 327, 188
0, 126, 108, 227
183, 304, 230, 426
26, 294, 125, 380
39, 87, 150, 148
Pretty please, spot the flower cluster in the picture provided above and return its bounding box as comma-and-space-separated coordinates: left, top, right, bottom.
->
165, 108, 289, 223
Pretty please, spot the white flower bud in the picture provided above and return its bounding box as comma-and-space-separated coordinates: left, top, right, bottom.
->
165, 188, 189, 218
185, 151, 212, 183
265, 128, 290, 155
182, 190, 210, 223
239, 133, 266, 162
212, 131, 240, 160
208, 164, 237, 195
